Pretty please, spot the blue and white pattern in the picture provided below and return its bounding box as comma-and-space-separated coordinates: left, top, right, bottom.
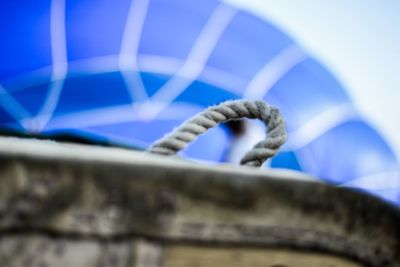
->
1, 0, 399, 204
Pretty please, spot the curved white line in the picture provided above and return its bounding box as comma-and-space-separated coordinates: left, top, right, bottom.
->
284, 103, 359, 150
50, 0, 68, 80
1, 54, 246, 97
338, 170, 400, 190
0, 66, 53, 93
32, 0, 68, 132
138, 54, 246, 94
45, 102, 204, 130
69, 55, 120, 74
0, 85, 31, 127
244, 45, 307, 99
119, 0, 150, 102
142, 3, 238, 119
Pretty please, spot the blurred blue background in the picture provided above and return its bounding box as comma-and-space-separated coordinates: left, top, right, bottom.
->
0, 0, 399, 204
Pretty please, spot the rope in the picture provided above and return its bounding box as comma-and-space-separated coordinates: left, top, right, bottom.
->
147, 100, 287, 167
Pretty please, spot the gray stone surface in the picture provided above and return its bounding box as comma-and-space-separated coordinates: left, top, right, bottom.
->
0, 137, 399, 266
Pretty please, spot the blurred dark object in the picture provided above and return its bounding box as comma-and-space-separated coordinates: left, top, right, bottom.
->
225, 120, 246, 137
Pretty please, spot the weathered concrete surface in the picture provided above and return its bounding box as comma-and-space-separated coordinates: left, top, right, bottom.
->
163, 245, 363, 267
0, 136, 399, 267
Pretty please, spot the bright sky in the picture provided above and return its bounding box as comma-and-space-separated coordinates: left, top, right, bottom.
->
224, 0, 400, 158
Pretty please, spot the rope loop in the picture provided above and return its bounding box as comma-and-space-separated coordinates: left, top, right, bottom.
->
147, 100, 287, 167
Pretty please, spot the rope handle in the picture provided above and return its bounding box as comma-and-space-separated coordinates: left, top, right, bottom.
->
147, 100, 287, 167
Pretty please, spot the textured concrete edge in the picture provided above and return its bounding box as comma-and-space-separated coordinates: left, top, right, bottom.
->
0, 136, 315, 182
0, 137, 399, 266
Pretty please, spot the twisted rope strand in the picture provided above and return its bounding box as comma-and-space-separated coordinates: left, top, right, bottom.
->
147, 100, 287, 167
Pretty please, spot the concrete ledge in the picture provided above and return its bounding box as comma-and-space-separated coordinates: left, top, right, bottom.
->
0, 137, 399, 266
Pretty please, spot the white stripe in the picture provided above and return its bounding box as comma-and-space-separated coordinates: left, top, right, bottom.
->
33, 0, 68, 132
1, 56, 118, 92
69, 55, 120, 73
119, 0, 150, 102
45, 103, 203, 129
137, 55, 182, 74
0, 85, 31, 127
339, 170, 400, 190
68, 54, 246, 94
138, 54, 246, 94
3, 54, 246, 97
285, 103, 358, 150
143, 4, 237, 119
198, 63, 246, 95
244, 45, 307, 99
120, 0, 149, 68
50, 0, 68, 80
0, 66, 53, 94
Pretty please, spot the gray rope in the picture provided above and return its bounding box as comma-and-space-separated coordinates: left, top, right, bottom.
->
147, 100, 287, 167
